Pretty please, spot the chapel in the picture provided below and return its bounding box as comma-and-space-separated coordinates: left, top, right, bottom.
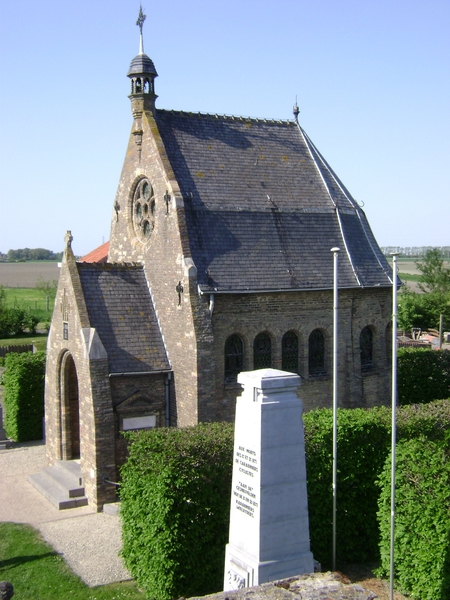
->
43, 10, 394, 509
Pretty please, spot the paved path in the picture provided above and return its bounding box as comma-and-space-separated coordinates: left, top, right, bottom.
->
0, 441, 131, 587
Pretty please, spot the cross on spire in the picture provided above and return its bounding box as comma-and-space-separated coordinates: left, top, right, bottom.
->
136, 5, 146, 54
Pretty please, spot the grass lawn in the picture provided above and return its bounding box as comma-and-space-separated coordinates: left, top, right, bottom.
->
0, 523, 144, 600
2, 287, 54, 325
398, 272, 421, 282
0, 333, 48, 352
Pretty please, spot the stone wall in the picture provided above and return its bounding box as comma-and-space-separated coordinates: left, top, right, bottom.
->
211, 287, 392, 421
190, 572, 377, 600
108, 109, 201, 427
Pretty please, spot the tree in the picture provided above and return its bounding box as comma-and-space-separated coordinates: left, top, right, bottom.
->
416, 248, 450, 294
35, 277, 58, 311
398, 289, 450, 331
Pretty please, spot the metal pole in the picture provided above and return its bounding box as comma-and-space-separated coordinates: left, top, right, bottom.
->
331, 246, 340, 571
390, 252, 399, 600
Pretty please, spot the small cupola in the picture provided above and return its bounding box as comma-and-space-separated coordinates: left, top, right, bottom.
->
127, 6, 158, 112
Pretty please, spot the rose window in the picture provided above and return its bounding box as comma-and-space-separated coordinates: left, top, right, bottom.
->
133, 179, 155, 240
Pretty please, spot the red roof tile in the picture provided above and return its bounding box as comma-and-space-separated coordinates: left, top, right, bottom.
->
79, 241, 109, 263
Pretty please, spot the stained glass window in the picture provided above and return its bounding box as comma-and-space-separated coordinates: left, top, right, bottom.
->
282, 331, 299, 373
309, 329, 325, 376
133, 178, 155, 241
254, 333, 272, 370
224, 335, 244, 383
360, 326, 373, 371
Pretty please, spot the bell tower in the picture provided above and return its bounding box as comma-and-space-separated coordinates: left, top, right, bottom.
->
127, 6, 158, 115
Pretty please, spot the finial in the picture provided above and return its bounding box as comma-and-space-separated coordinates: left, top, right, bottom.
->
64, 230, 73, 250
136, 5, 146, 54
293, 96, 300, 122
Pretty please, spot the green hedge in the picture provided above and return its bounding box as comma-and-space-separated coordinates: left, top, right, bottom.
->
377, 437, 450, 599
119, 401, 450, 594
398, 348, 450, 405
3, 352, 46, 441
120, 423, 234, 600
303, 400, 450, 569
303, 407, 390, 567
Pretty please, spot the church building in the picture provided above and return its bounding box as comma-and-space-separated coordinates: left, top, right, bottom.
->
43, 10, 394, 509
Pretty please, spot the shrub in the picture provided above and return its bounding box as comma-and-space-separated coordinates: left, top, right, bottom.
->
377, 437, 450, 599
120, 423, 234, 600
303, 407, 391, 568
0, 307, 26, 337
303, 400, 450, 568
3, 351, 46, 441
397, 348, 450, 405
23, 311, 40, 333
119, 402, 450, 592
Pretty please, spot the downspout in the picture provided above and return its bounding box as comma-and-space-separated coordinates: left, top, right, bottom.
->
165, 372, 171, 427
209, 293, 215, 317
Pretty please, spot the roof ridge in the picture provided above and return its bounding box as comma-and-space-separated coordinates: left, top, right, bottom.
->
156, 108, 294, 126
77, 262, 144, 270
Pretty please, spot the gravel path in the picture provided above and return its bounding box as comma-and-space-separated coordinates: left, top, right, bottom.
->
0, 441, 131, 587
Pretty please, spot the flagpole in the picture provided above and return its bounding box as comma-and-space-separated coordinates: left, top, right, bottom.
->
331, 246, 340, 571
390, 252, 400, 600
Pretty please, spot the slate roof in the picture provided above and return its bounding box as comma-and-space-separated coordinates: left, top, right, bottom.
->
127, 52, 158, 77
155, 110, 393, 292
77, 263, 170, 374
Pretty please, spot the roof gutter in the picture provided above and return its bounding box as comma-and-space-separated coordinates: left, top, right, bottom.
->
109, 369, 172, 378
198, 284, 391, 295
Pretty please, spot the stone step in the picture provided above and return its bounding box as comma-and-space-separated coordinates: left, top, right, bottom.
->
28, 460, 88, 510
40, 464, 85, 498
103, 502, 121, 516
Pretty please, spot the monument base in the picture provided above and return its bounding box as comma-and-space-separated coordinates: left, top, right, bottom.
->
224, 543, 314, 591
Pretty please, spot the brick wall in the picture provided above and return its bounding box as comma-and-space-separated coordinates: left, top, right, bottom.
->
210, 287, 392, 420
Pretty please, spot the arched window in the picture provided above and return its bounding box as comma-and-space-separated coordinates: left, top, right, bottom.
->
360, 326, 373, 371
224, 335, 244, 383
282, 331, 299, 373
254, 333, 272, 370
309, 329, 325, 376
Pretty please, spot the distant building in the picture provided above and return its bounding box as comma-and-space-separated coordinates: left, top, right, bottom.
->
44, 12, 394, 509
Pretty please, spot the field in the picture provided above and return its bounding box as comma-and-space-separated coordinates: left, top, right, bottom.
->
0, 263, 59, 342
0, 262, 60, 288
0, 258, 426, 296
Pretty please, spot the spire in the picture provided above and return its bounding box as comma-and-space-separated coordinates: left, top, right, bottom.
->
136, 5, 146, 54
127, 5, 158, 113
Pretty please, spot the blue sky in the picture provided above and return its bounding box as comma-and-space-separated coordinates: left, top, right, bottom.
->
0, 0, 449, 256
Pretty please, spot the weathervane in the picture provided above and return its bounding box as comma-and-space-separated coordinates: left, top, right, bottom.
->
136, 5, 146, 53
136, 5, 146, 34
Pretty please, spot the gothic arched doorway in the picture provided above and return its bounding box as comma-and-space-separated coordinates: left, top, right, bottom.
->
60, 352, 80, 460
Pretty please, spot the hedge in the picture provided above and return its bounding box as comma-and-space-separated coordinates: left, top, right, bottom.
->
303, 407, 391, 567
119, 401, 450, 595
120, 423, 234, 600
377, 437, 450, 599
303, 400, 450, 569
397, 348, 450, 405
3, 351, 46, 441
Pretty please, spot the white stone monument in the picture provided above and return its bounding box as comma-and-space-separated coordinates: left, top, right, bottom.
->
224, 368, 314, 591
